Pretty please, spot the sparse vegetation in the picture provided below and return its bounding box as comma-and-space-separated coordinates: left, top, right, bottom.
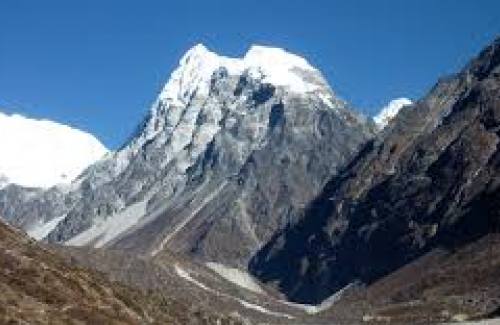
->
0, 222, 242, 325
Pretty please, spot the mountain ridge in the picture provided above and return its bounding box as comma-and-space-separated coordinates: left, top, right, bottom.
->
249, 36, 500, 304
0, 44, 374, 269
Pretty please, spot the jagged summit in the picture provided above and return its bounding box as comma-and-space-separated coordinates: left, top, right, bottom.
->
159, 43, 328, 108
134, 43, 341, 167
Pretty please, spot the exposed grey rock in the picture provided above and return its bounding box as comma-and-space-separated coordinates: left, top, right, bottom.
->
0, 44, 373, 267
250, 37, 500, 303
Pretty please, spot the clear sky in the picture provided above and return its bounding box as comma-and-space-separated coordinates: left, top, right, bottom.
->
1, 0, 499, 149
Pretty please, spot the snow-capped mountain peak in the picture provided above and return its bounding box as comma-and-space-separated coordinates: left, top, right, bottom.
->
135, 43, 334, 158
0, 111, 108, 188
0, 42, 372, 269
373, 97, 413, 129
159, 43, 326, 108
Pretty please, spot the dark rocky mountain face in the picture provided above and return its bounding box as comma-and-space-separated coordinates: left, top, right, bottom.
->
250, 38, 500, 304
0, 44, 373, 268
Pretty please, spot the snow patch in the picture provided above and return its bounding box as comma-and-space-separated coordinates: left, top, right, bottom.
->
27, 215, 67, 240
206, 262, 264, 294
174, 264, 294, 319
236, 299, 294, 319
0, 110, 108, 188
373, 98, 413, 129
318, 93, 335, 108
280, 282, 356, 314
66, 196, 149, 247
174, 264, 211, 291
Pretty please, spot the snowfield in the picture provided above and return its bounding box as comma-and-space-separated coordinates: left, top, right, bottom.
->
206, 262, 264, 294
0, 110, 108, 188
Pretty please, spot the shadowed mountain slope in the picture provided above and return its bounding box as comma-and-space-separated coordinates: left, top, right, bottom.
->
250, 37, 500, 304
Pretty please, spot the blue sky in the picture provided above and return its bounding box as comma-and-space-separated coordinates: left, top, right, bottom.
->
1, 1, 499, 149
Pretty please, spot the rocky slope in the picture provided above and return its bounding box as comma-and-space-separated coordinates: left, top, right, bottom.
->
55, 245, 361, 324
0, 219, 241, 324
250, 37, 500, 304
0, 44, 373, 267
4, 211, 498, 324
305, 234, 500, 324
359, 234, 500, 324
0, 215, 362, 324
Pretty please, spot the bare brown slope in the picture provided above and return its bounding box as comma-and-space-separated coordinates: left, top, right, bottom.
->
362, 234, 500, 324
311, 235, 500, 324
0, 221, 240, 325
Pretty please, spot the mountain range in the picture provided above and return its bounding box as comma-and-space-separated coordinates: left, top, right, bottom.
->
1, 38, 499, 324
0, 44, 374, 266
